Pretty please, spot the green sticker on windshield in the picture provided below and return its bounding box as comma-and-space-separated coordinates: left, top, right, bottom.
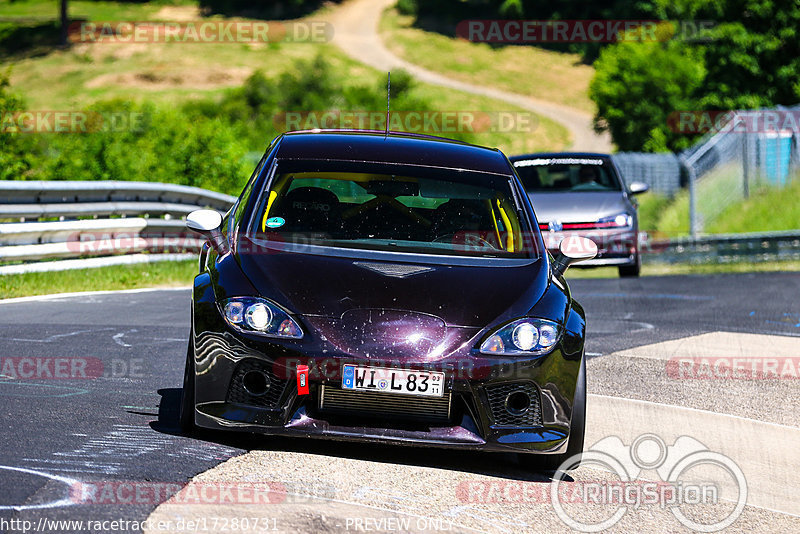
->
265, 216, 285, 228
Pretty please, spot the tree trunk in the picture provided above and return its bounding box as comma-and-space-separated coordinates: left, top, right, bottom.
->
60, 0, 68, 46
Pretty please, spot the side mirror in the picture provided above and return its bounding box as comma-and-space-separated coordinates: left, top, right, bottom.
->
186, 209, 229, 255
629, 182, 649, 195
552, 236, 597, 277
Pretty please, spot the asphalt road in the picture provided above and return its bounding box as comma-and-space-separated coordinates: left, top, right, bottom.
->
0, 272, 798, 533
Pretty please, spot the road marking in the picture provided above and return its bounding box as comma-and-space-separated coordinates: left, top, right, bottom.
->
580, 292, 714, 301
0, 381, 89, 397
0, 466, 79, 511
8, 328, 115, 343
607, 331, 800, 361
0, 286, 190, 305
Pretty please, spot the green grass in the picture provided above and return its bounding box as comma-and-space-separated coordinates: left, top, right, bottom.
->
0, 0, 193, 20
3, 4, 567, 154
636, 192, 673, 234
379, 7, 596, 114
2, 255, 798, 300
0, 260, 195, 299
706, 177, 800, 234
640, 171, 800, 238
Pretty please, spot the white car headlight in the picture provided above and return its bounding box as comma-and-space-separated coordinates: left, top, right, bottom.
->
480, 318, 562, 356
598, 212, 633, 228
221, 297, 303, 339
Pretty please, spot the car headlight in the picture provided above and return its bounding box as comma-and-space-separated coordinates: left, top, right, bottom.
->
479, 318, 562, 356
597, 212, 633, 228
220, 297, 303, 339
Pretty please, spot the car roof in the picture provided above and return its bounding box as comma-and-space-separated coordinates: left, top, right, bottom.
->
509, 152, 612, 161
274, 130, 513, 175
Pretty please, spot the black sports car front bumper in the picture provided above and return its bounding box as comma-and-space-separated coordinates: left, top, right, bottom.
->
189, 275, 586, 456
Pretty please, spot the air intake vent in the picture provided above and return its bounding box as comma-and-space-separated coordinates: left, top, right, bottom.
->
319, 386, 451, 422
484, 382, 543, 427
227, 359, 288, 408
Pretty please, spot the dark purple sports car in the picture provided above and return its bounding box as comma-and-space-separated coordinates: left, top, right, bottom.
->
182, 130, 596, 470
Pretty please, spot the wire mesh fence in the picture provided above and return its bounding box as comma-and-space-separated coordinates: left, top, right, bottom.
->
682, 105, 800, 236
612, 152, 682, 195
613, 104, 800, 237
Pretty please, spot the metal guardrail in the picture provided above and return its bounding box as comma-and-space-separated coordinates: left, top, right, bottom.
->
0, 181, 236, 274
645, 231, 800, 264
0, 181, 796, 274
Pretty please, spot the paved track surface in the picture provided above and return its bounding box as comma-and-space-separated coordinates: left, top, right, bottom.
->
0, 272, 798, 532
327, 0, 613, 153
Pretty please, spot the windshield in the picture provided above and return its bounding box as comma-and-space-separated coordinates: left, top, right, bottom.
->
248, 160, 537, 258
513, 157, 621, 192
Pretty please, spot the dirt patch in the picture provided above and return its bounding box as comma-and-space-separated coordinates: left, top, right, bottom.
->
85, 67, 252, 90
154, 6, 203, 21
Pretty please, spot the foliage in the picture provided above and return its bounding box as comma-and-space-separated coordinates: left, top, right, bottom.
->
0, 69, 45, 180
197, 0, 338, 19
589, 25, 706, 152
591, 0, 800, 151
1, 53, 462, 194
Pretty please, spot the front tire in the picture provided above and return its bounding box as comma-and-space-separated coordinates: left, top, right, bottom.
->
618, 254, 641, 277
520, 355, 586, 471
179, 338, 196, 433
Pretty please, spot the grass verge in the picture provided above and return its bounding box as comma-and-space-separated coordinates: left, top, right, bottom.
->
379, 8, 596, 114
2, 257, 798, 299
0, 260, 195, 299
638, 173, 800, 238
6, 28, 568, 155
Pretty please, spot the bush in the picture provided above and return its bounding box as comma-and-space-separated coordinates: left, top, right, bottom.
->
44, 100, 250, 195
590, 25, 706, 152
0, 69, 45, 180
1, 54, 468, 194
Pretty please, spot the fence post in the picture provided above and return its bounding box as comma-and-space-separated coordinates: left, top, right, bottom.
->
743, 134, 750, 199
687, 164, 698, 238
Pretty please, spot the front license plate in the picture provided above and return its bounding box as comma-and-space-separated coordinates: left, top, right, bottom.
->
341, 365, 444, 397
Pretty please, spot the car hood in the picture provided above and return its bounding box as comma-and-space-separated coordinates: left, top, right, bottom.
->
236, 240, 548, 329
529, 191, 630, 223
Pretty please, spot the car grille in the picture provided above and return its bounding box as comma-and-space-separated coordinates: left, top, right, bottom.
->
226, 359, 288, 409
318, 385, 451, 421
484, 382, 543, 427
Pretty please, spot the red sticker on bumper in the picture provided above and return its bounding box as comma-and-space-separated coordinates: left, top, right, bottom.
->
296, 364, 309, 395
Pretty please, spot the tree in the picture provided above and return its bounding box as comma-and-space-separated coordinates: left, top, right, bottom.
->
60, 0, 68, 46
590, 25, 706, 152
591, 0, 800, 151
